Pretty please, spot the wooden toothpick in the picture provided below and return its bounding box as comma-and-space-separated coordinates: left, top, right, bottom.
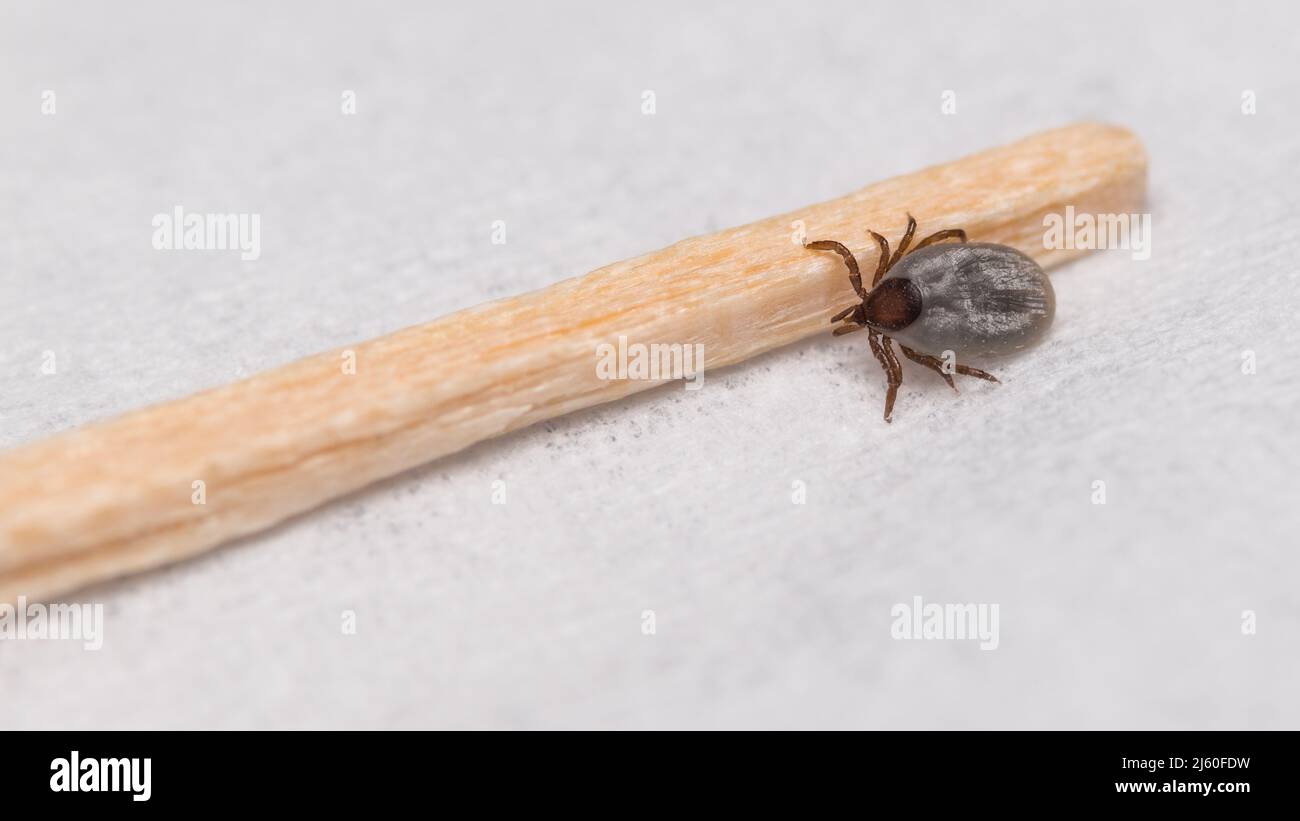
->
0, 122, 1147, 602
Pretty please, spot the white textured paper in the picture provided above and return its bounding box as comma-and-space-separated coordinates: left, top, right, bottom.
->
1, 0, 1298, 729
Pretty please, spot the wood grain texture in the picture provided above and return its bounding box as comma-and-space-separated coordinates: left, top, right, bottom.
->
0, 122, 1147, 602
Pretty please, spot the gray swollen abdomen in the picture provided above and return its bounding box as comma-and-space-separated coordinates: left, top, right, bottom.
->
883, 243, 1055, 358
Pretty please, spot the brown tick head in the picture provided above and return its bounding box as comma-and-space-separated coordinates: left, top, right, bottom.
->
863, 278, 922, 331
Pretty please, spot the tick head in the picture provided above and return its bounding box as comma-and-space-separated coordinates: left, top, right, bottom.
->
863, 278, 922, 331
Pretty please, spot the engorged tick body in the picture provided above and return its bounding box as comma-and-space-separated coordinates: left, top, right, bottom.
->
807, 214, 1055, 422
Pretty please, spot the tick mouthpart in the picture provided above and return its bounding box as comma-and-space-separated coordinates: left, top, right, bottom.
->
863, 278, 922, 331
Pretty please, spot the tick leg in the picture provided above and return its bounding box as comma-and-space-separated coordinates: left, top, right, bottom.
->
867, 230, 891, 287
910, 228, 968, 253
888, 214, 917, 268
899, 344, 957, 392
871, 333, 903, 423
806, 240, 866, 298
866, 330, 891, 389
833, 322, 863, 336
900, 344, 1001, 388
955, 363, 1000, 384
830, 304, 857, 323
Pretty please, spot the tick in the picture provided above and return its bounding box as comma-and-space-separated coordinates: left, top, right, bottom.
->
806, 214, 1055, 422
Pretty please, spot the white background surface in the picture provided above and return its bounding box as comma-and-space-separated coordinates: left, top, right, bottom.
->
1, 0, 1297, 729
